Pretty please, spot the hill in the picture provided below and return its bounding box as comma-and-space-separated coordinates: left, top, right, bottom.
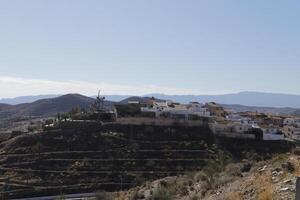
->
0, 94, 60, 105
3, 91, 300, 108
0, 121, 294, 198
2, 92, 300, 120
0, 94, 95, 119
0, 103, 11, 110
118, 96, 165, 105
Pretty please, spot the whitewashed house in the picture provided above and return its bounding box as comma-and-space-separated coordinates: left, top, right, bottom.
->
141, 101, 170, 117
261, 127, 284, 140
141, 101, 211, 119
187, 102, 211, 117
283, 125, 300, 141
283, 118, 300, 127
231, 121, 255, 133
224, 114, 260, 134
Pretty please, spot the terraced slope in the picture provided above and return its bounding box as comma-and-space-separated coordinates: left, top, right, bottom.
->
0, 123, 215, 198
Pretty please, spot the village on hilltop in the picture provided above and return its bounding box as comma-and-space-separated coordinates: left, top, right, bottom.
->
49, 94, 300, 143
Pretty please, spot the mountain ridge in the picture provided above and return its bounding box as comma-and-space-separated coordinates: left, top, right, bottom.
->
0, 94, 61, 105
145, 91, 300, 108
1, 92, 300, 119
3, 91, 300, 108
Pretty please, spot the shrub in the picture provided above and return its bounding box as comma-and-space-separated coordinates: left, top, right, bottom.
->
194, 171, 208, 182
190, 194, 200, 200
225, 163, 242, 177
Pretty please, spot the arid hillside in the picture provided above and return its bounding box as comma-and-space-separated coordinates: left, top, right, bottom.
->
0, 121, 295, 199
0, 94, 95, 119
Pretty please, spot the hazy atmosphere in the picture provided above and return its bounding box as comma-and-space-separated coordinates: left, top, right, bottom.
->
1, 0, 300, 98
0, 1, 300, 199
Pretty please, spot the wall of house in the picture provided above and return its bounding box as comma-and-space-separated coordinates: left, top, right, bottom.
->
292, 134, 300, 141
263, 133, 284, 140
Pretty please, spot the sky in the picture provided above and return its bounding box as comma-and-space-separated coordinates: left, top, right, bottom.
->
0, 0, 300, 98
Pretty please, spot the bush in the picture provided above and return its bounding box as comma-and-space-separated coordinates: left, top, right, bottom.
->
194, 171, 208, 182
190, 194, 200, 200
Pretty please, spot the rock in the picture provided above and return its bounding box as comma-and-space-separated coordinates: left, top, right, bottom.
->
271, 176, 278, 183
278, 171, 284, 176
279, 187, 289, 192
272, 167, 282, 173
272, 171, 278, 176
258, 165, 267, 172
208, 150, 215, 154
283, 179, 292, 184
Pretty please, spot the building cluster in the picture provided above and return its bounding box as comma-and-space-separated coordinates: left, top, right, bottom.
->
282, 118, 300, 141
216, 111, 285, 141
64, 93, 300, 143
218, 110, 300, 141
137, 98, 300, 142
140, 100, 211, 120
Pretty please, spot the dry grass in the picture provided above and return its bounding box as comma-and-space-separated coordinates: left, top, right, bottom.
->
223, 192, 243, 200
256, 173, 274, 200
290, 155, 300, 176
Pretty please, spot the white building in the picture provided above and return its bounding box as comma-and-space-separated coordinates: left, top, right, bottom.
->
283, 118, 300, 127
283, 125, 300, 141
226, 113, 244, 121
224, 114, 260, 134
231, 122, 253, 133
263, 133, 284, 140
261, 127, 284, 140
141, 101, 211, 119
186, 102, 211, 117
141, 101, 170, 117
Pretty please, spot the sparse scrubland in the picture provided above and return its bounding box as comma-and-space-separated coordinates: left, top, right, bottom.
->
115, 152, 299, 200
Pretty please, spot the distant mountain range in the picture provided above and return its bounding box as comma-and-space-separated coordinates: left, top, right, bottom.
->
146, 92, 300, 108
3, 91, 300, 108
0, 95, 60, 105
1, 92, 300, 119
222, 104, 300, 116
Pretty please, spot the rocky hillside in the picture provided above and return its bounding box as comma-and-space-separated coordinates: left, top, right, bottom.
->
116, 152, 300, 200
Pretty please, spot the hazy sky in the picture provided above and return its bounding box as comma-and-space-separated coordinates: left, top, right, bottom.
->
0, 0, 300, 98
